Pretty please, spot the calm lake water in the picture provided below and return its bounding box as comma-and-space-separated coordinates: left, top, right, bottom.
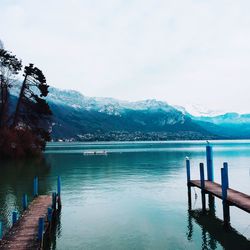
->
1, 140, 250, 249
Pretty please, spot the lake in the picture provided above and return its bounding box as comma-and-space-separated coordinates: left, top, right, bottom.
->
0, 140, 250, 249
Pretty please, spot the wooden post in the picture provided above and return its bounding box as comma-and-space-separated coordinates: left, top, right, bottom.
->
12, 211, 18, 226
33, 177, 38, 197
52, 192, 57, 210
221, 167, 227, 200
206, 142, 214, 182
38, 217, 44, 242
48, 207, 53, 223
0, 221, 2, 240
186, 157, 191, 184
57, 176, 62, 209
223, 162, 229, 189
200, 163, 206, 212
188, 186, 192, 211
221, 164, 230, 225
206, 143, 215, 212
208, 194, 215, 216
22, 194, 28, 210
186, 157, 192, 210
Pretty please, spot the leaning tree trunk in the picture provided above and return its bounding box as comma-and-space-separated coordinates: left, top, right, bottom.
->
12, 73, 28, 128
0, 78, 9, 128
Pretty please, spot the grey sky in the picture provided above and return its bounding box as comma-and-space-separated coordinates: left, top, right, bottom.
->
1, 0, 250, 113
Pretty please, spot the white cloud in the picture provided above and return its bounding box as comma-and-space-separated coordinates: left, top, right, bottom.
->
1, 0, 250, 113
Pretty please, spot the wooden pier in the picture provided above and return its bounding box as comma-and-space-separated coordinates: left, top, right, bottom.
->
189, 180, 250, 213
0, 177, 61, 249
186, 143, 250, 227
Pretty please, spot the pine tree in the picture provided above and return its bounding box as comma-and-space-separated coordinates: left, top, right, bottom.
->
12, 63, 52, 151
0, 46, 22, 128
0, 44, 52, 157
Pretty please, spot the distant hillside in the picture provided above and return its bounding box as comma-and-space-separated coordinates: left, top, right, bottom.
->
11, 86, 250, 141
46, 88, 214, 141
192, 113, 250, 139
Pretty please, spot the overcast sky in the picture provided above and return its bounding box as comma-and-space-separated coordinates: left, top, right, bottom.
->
1, 0, 250, 114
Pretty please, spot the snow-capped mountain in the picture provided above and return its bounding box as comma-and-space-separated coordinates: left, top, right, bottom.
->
174, 104, 226, 117
40, 87, 214, 140
10, 86, 250, 140
47, 87, 176, 115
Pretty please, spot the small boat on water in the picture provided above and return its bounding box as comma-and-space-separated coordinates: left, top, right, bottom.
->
83, 150, 108, 155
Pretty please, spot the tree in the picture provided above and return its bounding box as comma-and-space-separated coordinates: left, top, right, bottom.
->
12, 63, 52, 151
0, 45, 22, 128
0, 44, 52, 157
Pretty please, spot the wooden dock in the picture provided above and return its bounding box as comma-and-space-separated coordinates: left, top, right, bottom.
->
0, 195, 51, 249
186, 143, 250, 226
190, 180, 250, 213
0, 176, 61, 250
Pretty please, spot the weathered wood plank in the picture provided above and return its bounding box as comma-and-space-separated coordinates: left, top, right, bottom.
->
190, 180, 250, 213
0, 195, 51, 250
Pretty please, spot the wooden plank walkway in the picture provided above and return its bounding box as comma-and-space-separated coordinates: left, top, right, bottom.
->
190, 180, 250, 213
0, 195, 51, 250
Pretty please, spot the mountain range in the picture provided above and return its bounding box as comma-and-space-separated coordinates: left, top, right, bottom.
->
11, 87, 250, 141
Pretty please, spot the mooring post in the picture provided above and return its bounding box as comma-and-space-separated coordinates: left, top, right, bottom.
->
221, 166, 228, 201
57, 176, 62, 209
206, 142, 215, 212
221, 163, 230, 225
12, 211, 18, 226
186, 157, 191, 184
22, 194, 28, 210
48, 207, 53, 223
186, 157, 192, 210
33, 177, 38, 197
223, 162, 229, 189
208, 194, 215, 215
52, 192, 57, 210
38, 217, 44, 242
200, 163, 206, 212
0, 221, 2, 240
206, 142, 214, 182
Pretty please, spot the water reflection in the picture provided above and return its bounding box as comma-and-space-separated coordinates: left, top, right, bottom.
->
1, 141, 250, 249
43, 209, 62, 250
0, 157, 51, 231
187, 209, 250, 249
